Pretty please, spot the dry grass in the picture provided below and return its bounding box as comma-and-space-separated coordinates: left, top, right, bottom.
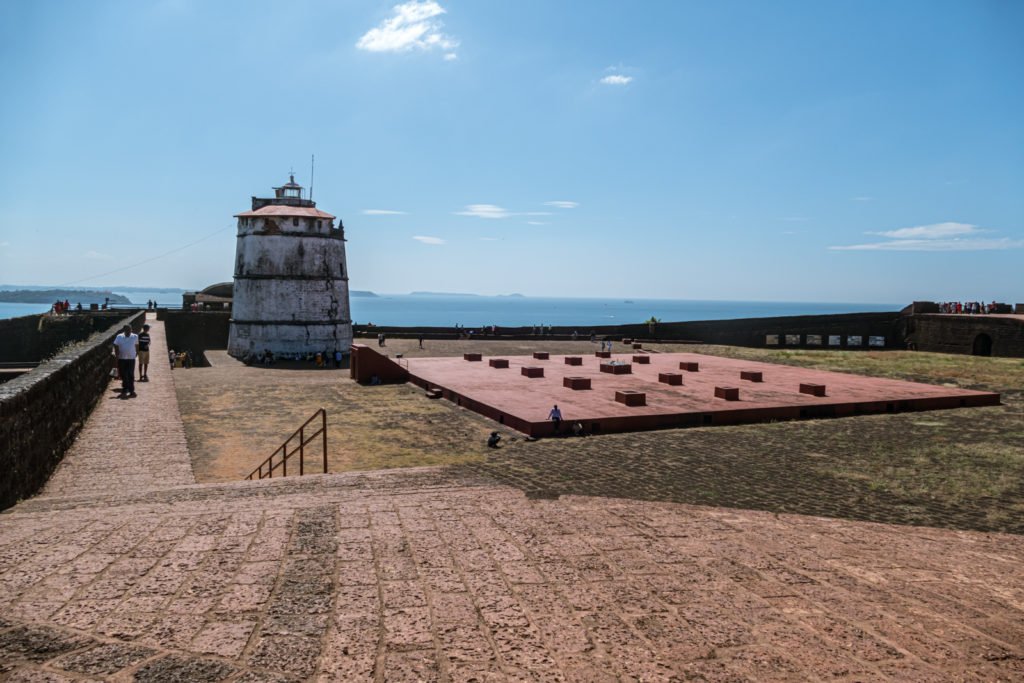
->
174, 338, 1024, 533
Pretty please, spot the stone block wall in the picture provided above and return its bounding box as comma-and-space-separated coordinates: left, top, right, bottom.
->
0, 312, 134, 363
0, 311, 144, 510
908, 314, 1024, 357
354, 312, 906, 349
162, 311, 230, 364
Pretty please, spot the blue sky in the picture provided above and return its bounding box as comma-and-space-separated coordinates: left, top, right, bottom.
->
0, 0, 1021, 303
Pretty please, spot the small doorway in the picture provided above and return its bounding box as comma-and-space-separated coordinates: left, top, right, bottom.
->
972, 333, 993, 357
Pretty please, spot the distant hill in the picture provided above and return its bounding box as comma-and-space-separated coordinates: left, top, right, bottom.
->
350, 290, 378, 297
0, 289, 131, 304
409, 291, 479, 297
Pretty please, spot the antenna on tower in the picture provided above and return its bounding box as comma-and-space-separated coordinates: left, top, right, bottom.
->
310, 154, 315, 202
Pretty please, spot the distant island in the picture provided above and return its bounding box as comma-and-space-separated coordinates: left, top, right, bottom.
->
0, 289, 131, 305
350, 290, 378, 298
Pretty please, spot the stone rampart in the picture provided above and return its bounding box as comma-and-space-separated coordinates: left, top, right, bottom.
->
908, 314, 1024, 357
0, 312, 135, 363
162, 310, 230, 363
0, 311, 145, 510
356, 312, 907, 349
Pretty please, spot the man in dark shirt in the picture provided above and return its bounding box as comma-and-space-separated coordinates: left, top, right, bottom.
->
137, 324, 152, 382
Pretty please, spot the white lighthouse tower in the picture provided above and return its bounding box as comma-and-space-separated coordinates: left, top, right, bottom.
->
227, 176, 352, 357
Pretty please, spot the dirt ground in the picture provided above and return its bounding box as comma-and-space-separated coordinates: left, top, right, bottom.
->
174, 337, 1024, 534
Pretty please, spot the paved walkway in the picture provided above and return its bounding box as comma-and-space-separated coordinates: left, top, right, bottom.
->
1, 324, 1022, 680
38, 316, 194, 500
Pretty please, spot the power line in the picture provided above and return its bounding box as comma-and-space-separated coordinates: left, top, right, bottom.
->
57, 225, 235, 287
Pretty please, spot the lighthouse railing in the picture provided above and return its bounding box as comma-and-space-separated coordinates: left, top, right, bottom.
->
245, 407, 328, 480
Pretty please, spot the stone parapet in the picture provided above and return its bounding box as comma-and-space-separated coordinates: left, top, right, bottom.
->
0, 311, 144, 510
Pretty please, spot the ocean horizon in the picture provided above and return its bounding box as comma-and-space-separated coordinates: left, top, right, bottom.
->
0, 293, 901, 327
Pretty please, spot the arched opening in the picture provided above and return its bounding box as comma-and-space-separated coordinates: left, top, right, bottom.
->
972, 333, 993, 357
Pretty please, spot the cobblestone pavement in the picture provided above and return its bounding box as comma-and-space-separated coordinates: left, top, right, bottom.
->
2, 329, 1023, 680
39, 316, 194, 500
3, 469, 1024, 680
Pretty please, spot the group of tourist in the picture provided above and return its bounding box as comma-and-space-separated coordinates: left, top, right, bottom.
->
241, 349, 344, 369
939, 301, 999, 314
168, 349, 193, 369
51, 299, 77, 314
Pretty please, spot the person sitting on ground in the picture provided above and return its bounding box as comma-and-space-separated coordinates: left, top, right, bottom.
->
572, 421, 584, 437
487, 431, 501, 448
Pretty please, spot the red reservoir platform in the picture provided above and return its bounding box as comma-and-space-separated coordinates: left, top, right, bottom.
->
398, 352, 999, 437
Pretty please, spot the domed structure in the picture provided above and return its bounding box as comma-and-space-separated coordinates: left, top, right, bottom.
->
227, 176, 352, 357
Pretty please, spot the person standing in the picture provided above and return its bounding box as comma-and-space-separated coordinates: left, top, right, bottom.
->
112, 325, 139, 398
137, 324, 151, 382
548, 404, 562, 433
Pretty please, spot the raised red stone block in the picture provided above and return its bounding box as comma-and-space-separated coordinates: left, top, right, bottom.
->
679, 361, 699, 372
564, 356, 583, 366
595, 351, 611, 358
521, 366, 544, 378
615, 390, 646, 406
563, 376, 591, 390
715, 386, 739, 401
740, 370, 763, 382
489, 358, 509, 368
632, 343, 642, 349
632, 355, 650, 364
463, 353, 482, 362
533, 352, 549, 360
600, 362, 632, 375
659, 372, 683, 385
800, 383, 827, 397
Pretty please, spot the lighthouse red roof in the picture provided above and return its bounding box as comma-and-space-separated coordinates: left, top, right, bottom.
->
235, 205, 335, 219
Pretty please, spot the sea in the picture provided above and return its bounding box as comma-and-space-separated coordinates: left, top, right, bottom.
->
0, 292, 901, 326
349, 295, 900, 328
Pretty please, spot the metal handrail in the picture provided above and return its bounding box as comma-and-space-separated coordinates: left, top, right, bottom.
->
245, 407, 328, 480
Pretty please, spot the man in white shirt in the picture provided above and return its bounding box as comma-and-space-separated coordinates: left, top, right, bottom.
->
548, 404, 562, 433
112, 325, 139, 398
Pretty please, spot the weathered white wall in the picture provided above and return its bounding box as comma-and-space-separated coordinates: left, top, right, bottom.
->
227, 215, 353, 356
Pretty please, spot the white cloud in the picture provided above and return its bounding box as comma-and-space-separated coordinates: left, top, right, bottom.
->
601, 74, 633, 85
544, 201, 578, 209
455, 204, 510, 219
362, 209, 408, 215
444, 52, 457, 61
869, 222, 982, 240
527, 221, 545, 226
829, 237, 1024, 252
413, 235, 445, 245
0, 241, 10, 248
830, 221, 1022, 251
356, 1, 459, 55
83, 250, 111, 260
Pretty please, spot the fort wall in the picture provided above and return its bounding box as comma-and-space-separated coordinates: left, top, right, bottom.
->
908, 314, 1024, 357
162, 310, 230, 364
149, 308, 1023, 359
0, 311, 145, 510
0, 312, 136, 364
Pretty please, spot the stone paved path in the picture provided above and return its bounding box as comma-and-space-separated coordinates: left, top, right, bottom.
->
38, 316, 194, 500
1, 324, 1023, 680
